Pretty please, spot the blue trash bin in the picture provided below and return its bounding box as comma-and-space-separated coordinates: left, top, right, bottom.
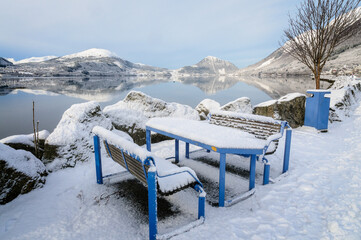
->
304, 90, 331, 131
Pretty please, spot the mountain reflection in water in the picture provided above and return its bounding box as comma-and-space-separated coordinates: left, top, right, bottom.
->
0, 76, 332, 139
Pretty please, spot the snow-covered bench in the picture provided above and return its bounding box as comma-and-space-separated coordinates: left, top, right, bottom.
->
146, 111, 292, 207
92, 126, 206, 240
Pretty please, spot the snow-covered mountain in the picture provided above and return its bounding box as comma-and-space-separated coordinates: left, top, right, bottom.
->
175, 56, 239, 76
239, 18, 361, 77
15, 56, 58, 65
0, 48, 170, 78
0, 57, 13, 67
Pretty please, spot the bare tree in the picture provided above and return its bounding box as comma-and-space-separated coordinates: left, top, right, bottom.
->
283, 0, 361, 89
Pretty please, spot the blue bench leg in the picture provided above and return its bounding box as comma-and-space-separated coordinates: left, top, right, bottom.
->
148, 169, 157, 240
93, 135, 103, 184
175, 139, 179, 163
185, 142, 190, 159
263, 163, 270, 185
146, 129, 151, 152
249, 155, 256, 190
198, 194, 205, 219
219, 153, 226, 207
283, 129, 292, 173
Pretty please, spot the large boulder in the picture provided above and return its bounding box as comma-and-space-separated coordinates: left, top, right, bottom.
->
195, 99, 221, 120
104, 91, 200, 145
253, 93, 306, 128
0, 143, 46, 205
43, 101, 113, 170
220, 97, 252, 114
0, 130, 50, 159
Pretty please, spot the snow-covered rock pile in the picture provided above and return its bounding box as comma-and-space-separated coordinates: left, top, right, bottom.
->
195, 98, 252, 120
104, 91, 200, 145
43, 101, 112, 170
220, 97, 252, 114
0, 130, 50, 159
253, 93, 306, 128
0, 143, 46, 205
329, 77, 361, 122
195, 99, 221, 120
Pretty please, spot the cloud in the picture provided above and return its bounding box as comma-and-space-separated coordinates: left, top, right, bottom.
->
0, 0, 302, 68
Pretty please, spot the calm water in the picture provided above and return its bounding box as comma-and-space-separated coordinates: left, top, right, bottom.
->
0, 76, 329, 139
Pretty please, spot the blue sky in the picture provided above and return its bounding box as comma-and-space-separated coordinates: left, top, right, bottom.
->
0, 0, 302, 69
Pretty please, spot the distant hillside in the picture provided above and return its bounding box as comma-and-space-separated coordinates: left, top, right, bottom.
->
239, 19, 361, 78
175, 56, 239, 76
0, 57, 13, 67
0, 48, 171, 78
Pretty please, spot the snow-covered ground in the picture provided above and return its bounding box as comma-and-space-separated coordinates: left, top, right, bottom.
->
1, 99, 361, 239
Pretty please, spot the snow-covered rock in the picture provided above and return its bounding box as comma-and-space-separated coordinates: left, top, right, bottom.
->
253, 93, 306, 128
220, 97, 252, 114
104, 91, 200, 145
0, 130, 50, 159
329, 77, 361, 122
195, 99, 221, 120
0, 143, 46, 205
43, 101, 112, 170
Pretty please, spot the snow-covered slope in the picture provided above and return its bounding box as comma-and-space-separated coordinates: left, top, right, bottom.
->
60, 48, 117, 60
0, 48, 170, 77
239, 18, 361, 77
0, 57, 13, 67
175, 56, 239, 76
15, 56, 58, 65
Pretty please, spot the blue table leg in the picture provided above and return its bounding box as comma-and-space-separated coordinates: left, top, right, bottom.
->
249, 155, 256, 190
175, 139, 179, 163
185, 142, 189, 159
219, 153, 226, 207
146, 129, 151, 152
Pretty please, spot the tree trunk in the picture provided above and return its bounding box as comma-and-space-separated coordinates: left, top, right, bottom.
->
313, 66, 321, 89
315, 74, 321, 89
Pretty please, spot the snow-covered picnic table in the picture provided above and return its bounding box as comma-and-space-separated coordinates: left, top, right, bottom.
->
146, 117, 269, 207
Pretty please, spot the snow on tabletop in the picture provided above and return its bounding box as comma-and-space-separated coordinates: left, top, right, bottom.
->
211, 110, 282, 124
92, 126, 198, 193
0, 130, 50, 147
147, 117, 266, 149
0, 143, 45, 178
306, 89, 331, 93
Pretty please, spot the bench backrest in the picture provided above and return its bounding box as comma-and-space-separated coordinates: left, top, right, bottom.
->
104, 141, 150, 185
209, 111, 285, 154
209, 112, 282, 140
